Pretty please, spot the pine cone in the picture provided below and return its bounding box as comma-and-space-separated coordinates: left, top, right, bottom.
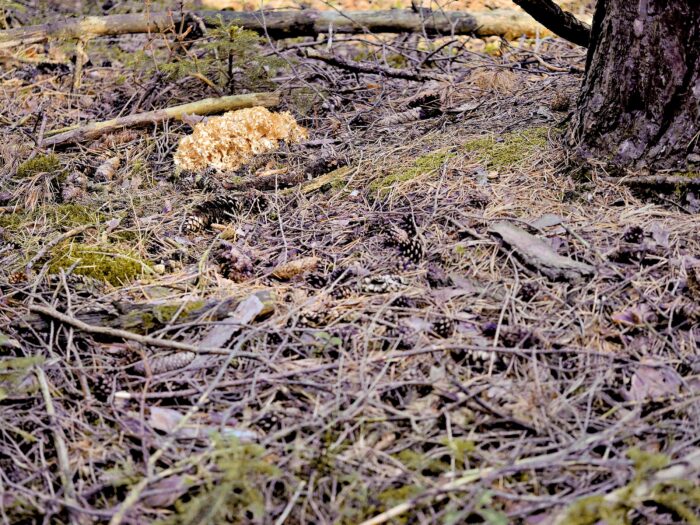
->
90, 376, 112, 402
213, 241, 254, 282
330, 284, 356, 299
306, 273, 328, 289
398, 238, 423, 264
432, 318, 454, 338
360, 274, 407, 294
7, 271, 27, 285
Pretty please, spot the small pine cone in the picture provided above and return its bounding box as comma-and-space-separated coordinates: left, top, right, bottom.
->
202, 194, 241, 224
184, 194, 242, 233
432, 318, 454, 338
214, 241, 254, 282
384, 223, 408, 246
90, 376, 112, 402
306, 273, 327, 289
131, 351, 196, 376
391, 296, 415, 309
398, 238, 423, 264
267, 331, 283, 345
295, 311, 331, 328
518, 282, 538, 302
622, 226, 645, 244
360, 274, 407, 294
331, 284, 356, 299
400, 215, 418, 236
255, 413, 281, 432
194, 167, 221, 191
7, 271, 27, 285
183, 213, 208, 234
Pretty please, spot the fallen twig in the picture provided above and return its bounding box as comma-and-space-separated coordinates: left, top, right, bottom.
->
305, 49, 450, 82
42, 92, 279, 147
35, 366, 88, 525
29, 302, 268, 361
603, 174, 700, 189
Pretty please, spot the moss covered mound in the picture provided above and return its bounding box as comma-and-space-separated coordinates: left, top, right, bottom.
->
16, 154, 61, 179
49, 242, 150, 286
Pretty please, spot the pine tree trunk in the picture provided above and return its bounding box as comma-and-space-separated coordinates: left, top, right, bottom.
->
570, 0, 700, 173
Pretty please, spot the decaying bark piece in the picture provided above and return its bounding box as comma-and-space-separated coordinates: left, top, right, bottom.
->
512, 0, 590, 47
0, 9, 553, 49
42, 92, 279, 147
489, 221, 594, 281
131, 290, 276, 375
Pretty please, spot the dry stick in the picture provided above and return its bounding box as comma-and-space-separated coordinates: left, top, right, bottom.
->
512, 0, 591, 48
28, 303, 268, 361
305, 48, 450, 82
25, 223, 93, 277
35, 367, 88, 525
42, 92, 279, 147
0, 9, 554, 49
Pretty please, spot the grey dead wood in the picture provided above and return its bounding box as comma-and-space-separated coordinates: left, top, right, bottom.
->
131, 289, 276, 375
41, 92, 279, 147
489, 221, 595, 281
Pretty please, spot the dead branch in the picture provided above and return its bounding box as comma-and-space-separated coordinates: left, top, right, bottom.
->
0, 9, 555, 49
512, 0, 591, 48
42, 92, 279, 147
305, 49, 450, 82
28, 302, 269, 360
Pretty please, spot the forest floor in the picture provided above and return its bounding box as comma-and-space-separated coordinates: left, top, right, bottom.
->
1, 1, 699, 524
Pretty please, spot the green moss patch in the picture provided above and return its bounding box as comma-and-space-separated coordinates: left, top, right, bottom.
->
562, 448, 700, 525
49, 204, 103, 227
16, 154, 61, 179
369, 150, 455, 196
160, 437, 278, 525
49, 242, 150, 286
463, 127, 550, 170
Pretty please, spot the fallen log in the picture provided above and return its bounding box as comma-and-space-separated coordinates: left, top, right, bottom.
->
0, 9, 554, 49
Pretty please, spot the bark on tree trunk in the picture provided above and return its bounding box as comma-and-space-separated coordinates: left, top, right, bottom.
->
570, 0, 700, 173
